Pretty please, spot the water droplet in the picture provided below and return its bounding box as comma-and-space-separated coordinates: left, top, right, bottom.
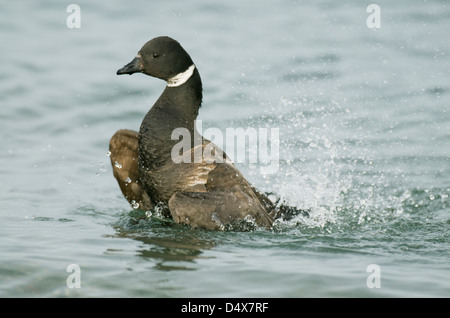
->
145, 211, 152, 218
124, 177, 131, 184
106, 151, 111, 157
131, 200, 139, 209
429, 195, 435, 201
98, 161, 107, 173
114, 161, 122, 169
402, 190, 411, 200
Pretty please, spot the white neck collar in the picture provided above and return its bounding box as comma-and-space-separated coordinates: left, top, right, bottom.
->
167, 64, 196, 87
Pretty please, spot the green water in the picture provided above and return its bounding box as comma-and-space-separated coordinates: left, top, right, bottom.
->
1, 0, 449, 297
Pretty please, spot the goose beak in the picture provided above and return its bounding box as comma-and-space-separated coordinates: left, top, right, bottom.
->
117, 56, 143, 75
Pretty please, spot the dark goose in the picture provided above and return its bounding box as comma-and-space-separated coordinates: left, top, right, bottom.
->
110, 36, 305, 230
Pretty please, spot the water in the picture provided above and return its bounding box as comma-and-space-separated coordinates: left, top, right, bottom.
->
1, 0, 449, 297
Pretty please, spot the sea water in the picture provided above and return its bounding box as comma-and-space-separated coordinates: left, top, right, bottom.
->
0, 0, 449, 297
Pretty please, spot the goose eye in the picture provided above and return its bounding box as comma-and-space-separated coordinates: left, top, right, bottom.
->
152, 53, 160, 58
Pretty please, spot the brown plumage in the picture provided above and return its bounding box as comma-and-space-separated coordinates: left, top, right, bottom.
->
109, 129, 153, 211
110, 127, 274, 230
111, 36, 306, 230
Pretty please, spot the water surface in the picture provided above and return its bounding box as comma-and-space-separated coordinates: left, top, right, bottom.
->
1, 0, 449, 297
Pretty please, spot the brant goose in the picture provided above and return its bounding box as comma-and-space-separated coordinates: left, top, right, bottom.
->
110, 36, 300, 230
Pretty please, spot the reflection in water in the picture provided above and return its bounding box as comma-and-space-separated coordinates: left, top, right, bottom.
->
111, 211, 217, 270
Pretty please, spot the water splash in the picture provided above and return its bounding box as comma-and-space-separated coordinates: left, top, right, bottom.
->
256, 96, 412, 233
98, 161, 107, 173
131, 200, 139, 209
